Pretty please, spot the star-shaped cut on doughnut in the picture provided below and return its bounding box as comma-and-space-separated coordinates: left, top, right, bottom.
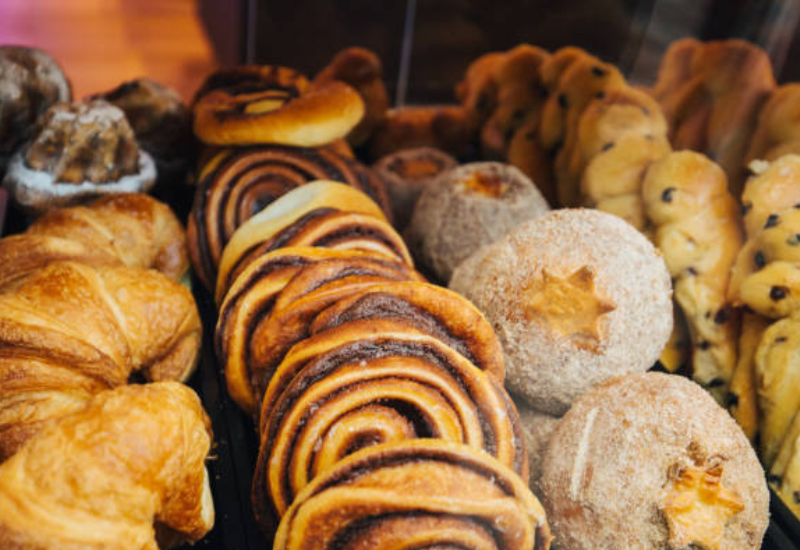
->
523, 265, 616, 352
661, 459, 744, 550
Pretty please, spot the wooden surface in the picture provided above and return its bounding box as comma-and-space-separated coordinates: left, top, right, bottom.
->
0, 0, 217, 100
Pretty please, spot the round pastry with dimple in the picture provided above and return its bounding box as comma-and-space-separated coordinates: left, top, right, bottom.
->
372, 147, 458, 230
539, 373, 769, 550
405, 162, 549, 283
450, 208, 672, 415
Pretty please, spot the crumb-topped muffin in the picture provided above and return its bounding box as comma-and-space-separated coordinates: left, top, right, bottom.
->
3, 100, 156, 214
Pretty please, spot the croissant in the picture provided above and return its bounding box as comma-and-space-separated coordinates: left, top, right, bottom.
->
0, 382, 214, 550
0, 193, 188, 288
0, 261, 201, 460
642, 151, 743, 402
273, 440, 551, 550
188, 145, 392, 290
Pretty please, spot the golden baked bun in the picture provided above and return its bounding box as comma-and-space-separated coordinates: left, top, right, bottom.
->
642, 151, 743, 402
480, 44, 550, 160
405, 162, 549, 283
0, 382, 214, 550
274, 440, 551, 550
539, 373, 768, 550
746, 84, 800, 166
367, 105, 478, 160
313, 47, 389, 146
450, 209, 672, 415
3, 100, 156, 214
193, 65, 364, 147
372, 147, 458, 230
651, 38, 776, 192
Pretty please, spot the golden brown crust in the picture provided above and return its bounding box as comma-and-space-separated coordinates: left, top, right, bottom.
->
642, 151, 743, 401
193, 65, 364, 147
313, 47, 389, 147
745, 84, 800, 165
273, 441, 550, 550
367, 105, 478, 159
0, 261, 201, 460
0, 382, 214, 550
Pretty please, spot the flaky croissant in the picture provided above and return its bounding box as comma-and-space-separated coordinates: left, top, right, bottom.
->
0, 261, 201, 461
0, 382, 214, 550
0, 193, 188, 288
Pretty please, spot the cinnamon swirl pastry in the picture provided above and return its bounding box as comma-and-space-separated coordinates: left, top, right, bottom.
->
273, 440, 551, 550
216, 248, 421, 414
193, 65, 364, 147
215, 182, 410, 301
187, 145, 392, 290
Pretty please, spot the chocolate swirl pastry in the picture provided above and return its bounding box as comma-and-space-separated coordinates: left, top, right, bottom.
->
215, 182, 409, 302
216, 247, 421, 414
192, 65, 364, 148
0, 46, 71, 171
187, 145, 392, 290
273, 440, 551, 550
3, 100, 156, 214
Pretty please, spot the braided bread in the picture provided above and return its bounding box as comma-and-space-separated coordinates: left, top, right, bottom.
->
746, 84, 800, 165
273, 441, 551, 550
651, 38, 776, 192
0, 382, 213, 550
0, 261, 201, 461
187, 145, 392, 290
642, 151, 743, 402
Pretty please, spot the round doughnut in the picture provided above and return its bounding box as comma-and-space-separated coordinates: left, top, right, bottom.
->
405, 161, 549, 283
539, 373, 769, 550
193, 65, 364, 147
449, 208, 672, 415
372, 147, 458, 230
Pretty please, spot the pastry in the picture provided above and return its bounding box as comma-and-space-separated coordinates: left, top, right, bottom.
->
405, 162, 549, 283
650, 38, 776, 192
313, 47, 389, 146
2, 100, 156, 214
506, 119, 556, 205
0, 193, 189, 286
0, 382, 214, 550
0, 46, 71, 173
515, 399, 560, 496
215, 181, 410, 302
745, 84, 800, 165
728, 313, 769, 442
642, 151, 743, 402
187, 145, 392, 290
450, 209, 672, 415
92, 77, 193, 181
456, 50, 505, 130
216, 248, 421, 414
367, 105, 478, 160
193, 65, 364, 147
0, 261, 201, 460
273, 440, 551, 550
372, 147, 458, 230
539, 372, 768, 550
480, 44, 550, 160
769, 398, 800, 520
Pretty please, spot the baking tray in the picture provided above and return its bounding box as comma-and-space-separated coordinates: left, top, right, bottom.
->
0, 194, 798, 549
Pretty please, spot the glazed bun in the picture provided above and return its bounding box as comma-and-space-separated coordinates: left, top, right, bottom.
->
406, 162, 549, 283
450, 209, 672, 415
539, 373, 768, 550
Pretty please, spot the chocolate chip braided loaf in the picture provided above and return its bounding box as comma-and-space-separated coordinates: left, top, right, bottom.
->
212, 181, 549, 547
